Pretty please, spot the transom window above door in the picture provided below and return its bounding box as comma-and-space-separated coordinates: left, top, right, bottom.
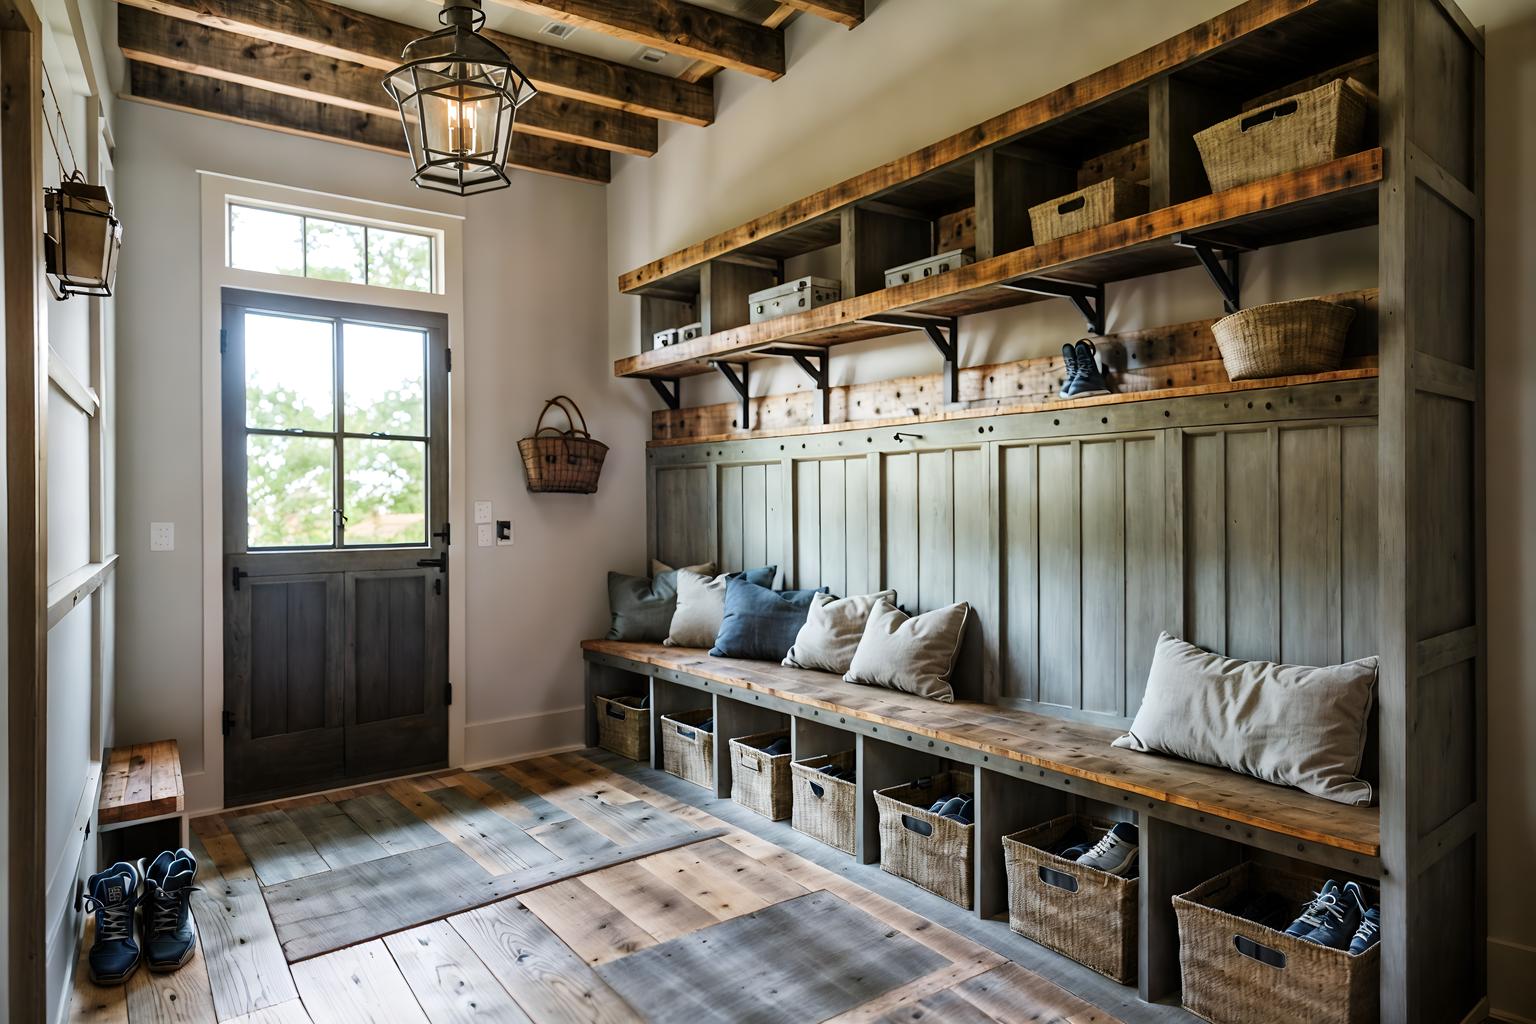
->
227, 202, 437, 294
238, 306, 433, 549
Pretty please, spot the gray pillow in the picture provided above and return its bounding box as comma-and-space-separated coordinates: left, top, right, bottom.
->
843, 599, 969, 702
783, 590, 897, 675
1112, 632, 1377, 806
663, 565, 776, 648
606, 561, 715, 642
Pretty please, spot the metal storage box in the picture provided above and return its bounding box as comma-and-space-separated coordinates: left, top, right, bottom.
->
652, 328, 678, 348
884, 249, 972, 288
679, 321, 704, 342
748, 276, 841, 324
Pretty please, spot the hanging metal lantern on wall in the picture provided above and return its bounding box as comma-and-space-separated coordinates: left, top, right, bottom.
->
44, 172, 123, 299
383, 0, 537, 196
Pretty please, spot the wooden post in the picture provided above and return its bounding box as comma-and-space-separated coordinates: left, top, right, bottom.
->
972, 766, 1068, 920
710, 694, 784, 801
854, 734, 940, 865
1137, 816, 1242, 1003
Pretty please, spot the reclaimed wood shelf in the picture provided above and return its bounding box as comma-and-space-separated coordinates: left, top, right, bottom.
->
615, 150, 1382, 381
99, 739, 185, 828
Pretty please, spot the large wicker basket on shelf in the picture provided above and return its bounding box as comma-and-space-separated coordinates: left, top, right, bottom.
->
1028, 178, 1148, 245
729, 730, 793, 820
1211, 299, 1355, 381
659, 708, 714, 790
593, 694, 649, 762
518, 395, 608, 494
1194, 77, 1373, 192
791, 751, 857, 854
1174, 862, 1380, 1024
1002, 815, 1139, 984
873, 771, 974, 909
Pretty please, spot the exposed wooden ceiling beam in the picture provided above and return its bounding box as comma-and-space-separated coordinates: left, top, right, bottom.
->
678, 1, 796, 84
115, 0, 714, 126
117, 7, 657, 156
486, 0, 785, 80
123, 60, 611, 183
772, 0, 863, 29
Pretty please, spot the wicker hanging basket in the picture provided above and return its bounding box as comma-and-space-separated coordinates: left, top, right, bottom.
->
518, 395, 608, 494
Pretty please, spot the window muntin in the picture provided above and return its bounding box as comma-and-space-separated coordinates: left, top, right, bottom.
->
228, 203, 437, 294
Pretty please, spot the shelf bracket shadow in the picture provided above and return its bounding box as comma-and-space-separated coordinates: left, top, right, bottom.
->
998, 277, 1106, 335
1173, 233, 1243, 313
710, 359, 752, 430
856, 313, 961, 404
650, 378, 682, 410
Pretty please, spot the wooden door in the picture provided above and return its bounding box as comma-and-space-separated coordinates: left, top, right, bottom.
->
222, 289, 449, 805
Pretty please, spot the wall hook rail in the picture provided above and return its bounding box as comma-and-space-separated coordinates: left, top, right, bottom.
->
1173, 233, 1243, 313
998, 277, 1106, 335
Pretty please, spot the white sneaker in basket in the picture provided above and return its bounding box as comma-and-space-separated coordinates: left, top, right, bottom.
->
1075, 822, 1139, 877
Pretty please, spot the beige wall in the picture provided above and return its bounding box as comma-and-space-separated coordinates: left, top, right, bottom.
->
112, 103, 651, 805
603, 1, 1535, 1016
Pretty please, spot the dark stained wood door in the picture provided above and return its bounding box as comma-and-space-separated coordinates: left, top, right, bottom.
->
222, 288, 449, 805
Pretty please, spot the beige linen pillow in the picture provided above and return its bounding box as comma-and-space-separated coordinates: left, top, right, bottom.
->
782, 590, 897, 675
843, 599, 969, 702
1112, 632, 1377, 806
663, 566, 775, 648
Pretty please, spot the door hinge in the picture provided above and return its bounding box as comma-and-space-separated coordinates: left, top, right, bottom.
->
222, 710, 235, 737
219, 328, 227, 354
231, 567, 248, 590
444, 682, 453, 706
445, 348, 452, 372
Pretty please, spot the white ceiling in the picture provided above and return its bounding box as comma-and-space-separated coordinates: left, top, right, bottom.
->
349, 0, 788, 79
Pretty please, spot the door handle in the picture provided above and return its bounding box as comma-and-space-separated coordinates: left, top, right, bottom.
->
417, 554, 447, 572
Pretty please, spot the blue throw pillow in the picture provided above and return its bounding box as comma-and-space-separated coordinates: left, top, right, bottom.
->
710, 577, 829, 661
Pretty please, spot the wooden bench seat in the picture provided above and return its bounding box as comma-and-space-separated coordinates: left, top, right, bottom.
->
100, 739, 184, 828
582, 639, 1379, 859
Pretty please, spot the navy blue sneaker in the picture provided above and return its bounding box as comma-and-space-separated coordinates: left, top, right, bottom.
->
1058, 343, 1080, 399
84, 862, 142, 984
761, 736, 791, 756
1348, 903, 1380, 955
1065, 339, 1112, 399
1296, 881, 1361, 949
142, 849, 199, 972
1284, 880, 1341, 938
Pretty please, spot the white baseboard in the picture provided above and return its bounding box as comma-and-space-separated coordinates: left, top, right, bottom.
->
1492, 937, 1536, 1022
463, 705, 585, 767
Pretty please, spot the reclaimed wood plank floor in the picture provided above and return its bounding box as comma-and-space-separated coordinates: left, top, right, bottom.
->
68, 750, 1161, 1023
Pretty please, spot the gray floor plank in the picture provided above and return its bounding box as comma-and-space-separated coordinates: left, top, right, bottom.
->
597, 890, 947, 1024
424, 785, 564, 871
228, 810, 332, 885
472, 769, 571, 826
527, 816, 620, 860
286, 801, 390, 871
187, 833, 301, 1020
334, 792, 447, 856
384, 920, 535, 1024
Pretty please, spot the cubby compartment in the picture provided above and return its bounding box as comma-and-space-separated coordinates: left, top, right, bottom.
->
791, 750, 857, 854
593, 692, 650, 762
873, 769, 976, 909
728, 729, 792, 820
659, 707, 714, 790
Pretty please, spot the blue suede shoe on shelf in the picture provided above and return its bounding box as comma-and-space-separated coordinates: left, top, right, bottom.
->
1284, 880, 1341, 938
84, 862, 142, 985
142, 848, 200, 972
1292, 880, 1362, 949
1064, 339, 1112, 399
1349, 903, 1380, 955
1058, 342, 1080, 399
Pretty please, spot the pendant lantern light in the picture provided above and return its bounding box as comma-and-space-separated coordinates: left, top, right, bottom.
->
45, 173, 123, 299
384, 0, 537, 196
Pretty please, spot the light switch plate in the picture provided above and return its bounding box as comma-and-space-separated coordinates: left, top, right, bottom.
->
150, 522, 174, 551
476, 523, 494, 547
473, 500, 493, 524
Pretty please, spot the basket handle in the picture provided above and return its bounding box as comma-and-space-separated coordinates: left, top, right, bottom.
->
1038, 866, 1080, 893
605, 706, 628, 720
1233, 934, 1288, 970
533, 395, 592, 439
674, 726, 697, 743
807, 781, 826, 799
1056, 195, 1086, 216
1239, 98, 1299, 133
736, 756, 763, 773
900, 814, 934, 837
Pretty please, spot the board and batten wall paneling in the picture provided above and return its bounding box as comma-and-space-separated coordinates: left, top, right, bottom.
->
647, 411, 1379, 724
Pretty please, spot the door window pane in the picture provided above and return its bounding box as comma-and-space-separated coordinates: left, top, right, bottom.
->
367, 228, 433, 292
244, 312, 334, 432
305, 219, 366, 284
344, 438, 427, 545
230, 206, 304, 276
343, 323, 426, 436
247, 435, 334, 548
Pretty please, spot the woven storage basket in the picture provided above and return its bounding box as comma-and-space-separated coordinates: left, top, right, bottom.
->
1211, 299, 1355, 381
593, 694, 649, 762
1002, 815, 1138, 984
1175, 862, 1380, 1024
1028, 178, 1148, 245
790, 751, 857, 854
659, 708, 714, 790
874, 771, 974, 909
517, 395, 608, 494
729, 730, 792, 820
1194, 77, 1372, 192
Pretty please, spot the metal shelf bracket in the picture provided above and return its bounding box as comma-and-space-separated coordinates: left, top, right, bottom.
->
857, 313, 961, 404
711, 360, 752, 430
1173, 233, 1243, 313
999, 277, 1106, 335
650, 378, 682, 410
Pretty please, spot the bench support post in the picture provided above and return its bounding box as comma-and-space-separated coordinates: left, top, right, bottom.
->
1138, 816, 1244, 1003
973, 766, 1071, 920
855, 734, 942, 866
711, 694, 786, 801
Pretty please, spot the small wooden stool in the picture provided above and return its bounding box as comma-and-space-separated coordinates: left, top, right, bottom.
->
97, 740, 187, 865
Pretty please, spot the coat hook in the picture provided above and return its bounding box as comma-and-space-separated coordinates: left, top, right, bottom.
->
893, 432, 924, 443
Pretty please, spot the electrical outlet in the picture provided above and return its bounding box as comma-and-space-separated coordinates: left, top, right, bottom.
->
496, 519, 513, 546
473, 500, 493, 524
150, 522, 175, 551
477, 523, 494, 547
